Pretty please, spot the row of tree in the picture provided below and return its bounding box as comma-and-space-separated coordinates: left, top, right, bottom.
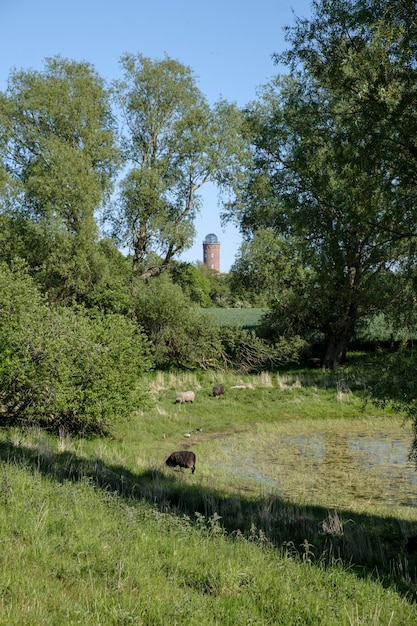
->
0, 260, 304, 434
1, 0, 417, 433
0, 53, 273, 433
0, 53, 248, 288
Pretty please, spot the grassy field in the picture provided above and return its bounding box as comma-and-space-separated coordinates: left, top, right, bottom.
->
1, 358, 417, 624
197, 307, 268, 329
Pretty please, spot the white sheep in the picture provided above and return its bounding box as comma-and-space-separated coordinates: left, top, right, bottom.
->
175, 390, 195, 404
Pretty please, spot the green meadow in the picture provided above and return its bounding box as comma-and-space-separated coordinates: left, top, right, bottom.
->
1, 361, 417, 624
198, 307, 268, 329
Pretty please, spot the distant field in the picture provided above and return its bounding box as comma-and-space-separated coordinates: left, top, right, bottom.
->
197, 307, 268, 329
199, 309, 417, 341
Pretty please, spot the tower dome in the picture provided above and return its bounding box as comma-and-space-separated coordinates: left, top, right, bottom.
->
203, 233, 220, 272
205, 233, 219, 244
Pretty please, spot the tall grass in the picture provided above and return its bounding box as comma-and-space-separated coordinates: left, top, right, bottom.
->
1, 356, 417, 624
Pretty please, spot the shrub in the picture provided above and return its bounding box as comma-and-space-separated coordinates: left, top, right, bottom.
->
219, 327, 305, 373
134, 274, 305, 372
170, 261, 213, 307
135, 273, 222, 369
0, 261, 153, 434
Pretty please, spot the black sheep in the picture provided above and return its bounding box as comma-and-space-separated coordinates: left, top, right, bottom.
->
165, 450, 196, 473
212, 384, 225, 397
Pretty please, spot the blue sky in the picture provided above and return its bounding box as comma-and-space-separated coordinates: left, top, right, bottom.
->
1, 0, 313, 271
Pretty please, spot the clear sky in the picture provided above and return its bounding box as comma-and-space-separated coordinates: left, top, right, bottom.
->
1, 0, 313, 271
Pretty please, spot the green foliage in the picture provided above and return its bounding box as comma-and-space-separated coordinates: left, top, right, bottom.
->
258, 283, 325, 345
0, 56, 119, 231
364, 344, 417, 464
1, 24, 417, 625
229, 229, 304, 307
33, 231, 126, 307
0, 213, 134, 310
134, 274, 302, 372
280, 0, 417, 192
170, 261, 213, 306
109, 53, 250, 278
77, 238, 135, 314
355, 312, 413, 345
0, 262, 153, 433
0, 56, 123, 307
134, 273, 222, 369
225, 1, 417, 368
171, 261, 233, 307
208, 269, 235, 307
219, 327, 304, 373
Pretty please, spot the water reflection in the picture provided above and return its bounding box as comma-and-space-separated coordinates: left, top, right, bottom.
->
219, 425, 417, 509
350, 437, 409, 466
281, 435, 326, 458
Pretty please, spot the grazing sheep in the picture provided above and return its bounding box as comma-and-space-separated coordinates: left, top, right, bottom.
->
175, 390, 195, 404
165, 450, 196, 474
212, 384, 225, 397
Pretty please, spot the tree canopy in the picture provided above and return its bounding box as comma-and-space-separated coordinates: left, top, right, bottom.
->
1, 3, 417, 433
109, 53, 250, 278
0, 56, 119, 234
225, 0, 417, 368
0, 56, 121, 303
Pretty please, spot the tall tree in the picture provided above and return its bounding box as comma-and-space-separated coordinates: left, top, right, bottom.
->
0, 56, 119, 235
0, 56, 120, 301
280, 0, 417, 191
226, 0, 417, 368
110, 53, 249, 278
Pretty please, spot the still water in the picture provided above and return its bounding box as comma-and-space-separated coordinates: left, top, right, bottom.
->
217, 420, 417, 510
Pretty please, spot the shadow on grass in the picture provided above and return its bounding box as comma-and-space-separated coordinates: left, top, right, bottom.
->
0, 437, 416, 602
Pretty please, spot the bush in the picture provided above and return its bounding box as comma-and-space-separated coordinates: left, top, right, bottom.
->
134, 273, 305, 372
134, 273, 222, 369
219, 327, 305, 373
0, 262, 153, 434
170, 261, 213, 307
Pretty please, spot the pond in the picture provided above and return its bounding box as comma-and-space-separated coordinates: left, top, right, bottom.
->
210, 418, 417, 511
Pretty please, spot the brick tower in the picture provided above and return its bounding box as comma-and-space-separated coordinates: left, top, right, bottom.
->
203, 233, 220, 272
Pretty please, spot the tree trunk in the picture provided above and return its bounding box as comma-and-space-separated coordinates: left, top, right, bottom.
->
139, 262, 172, 279
322, 332, 350, 369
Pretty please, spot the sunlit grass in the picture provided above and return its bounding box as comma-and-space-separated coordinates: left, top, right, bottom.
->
0, 460, 415, 625
1, 361, 417, 623
197, 307, 268, 329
